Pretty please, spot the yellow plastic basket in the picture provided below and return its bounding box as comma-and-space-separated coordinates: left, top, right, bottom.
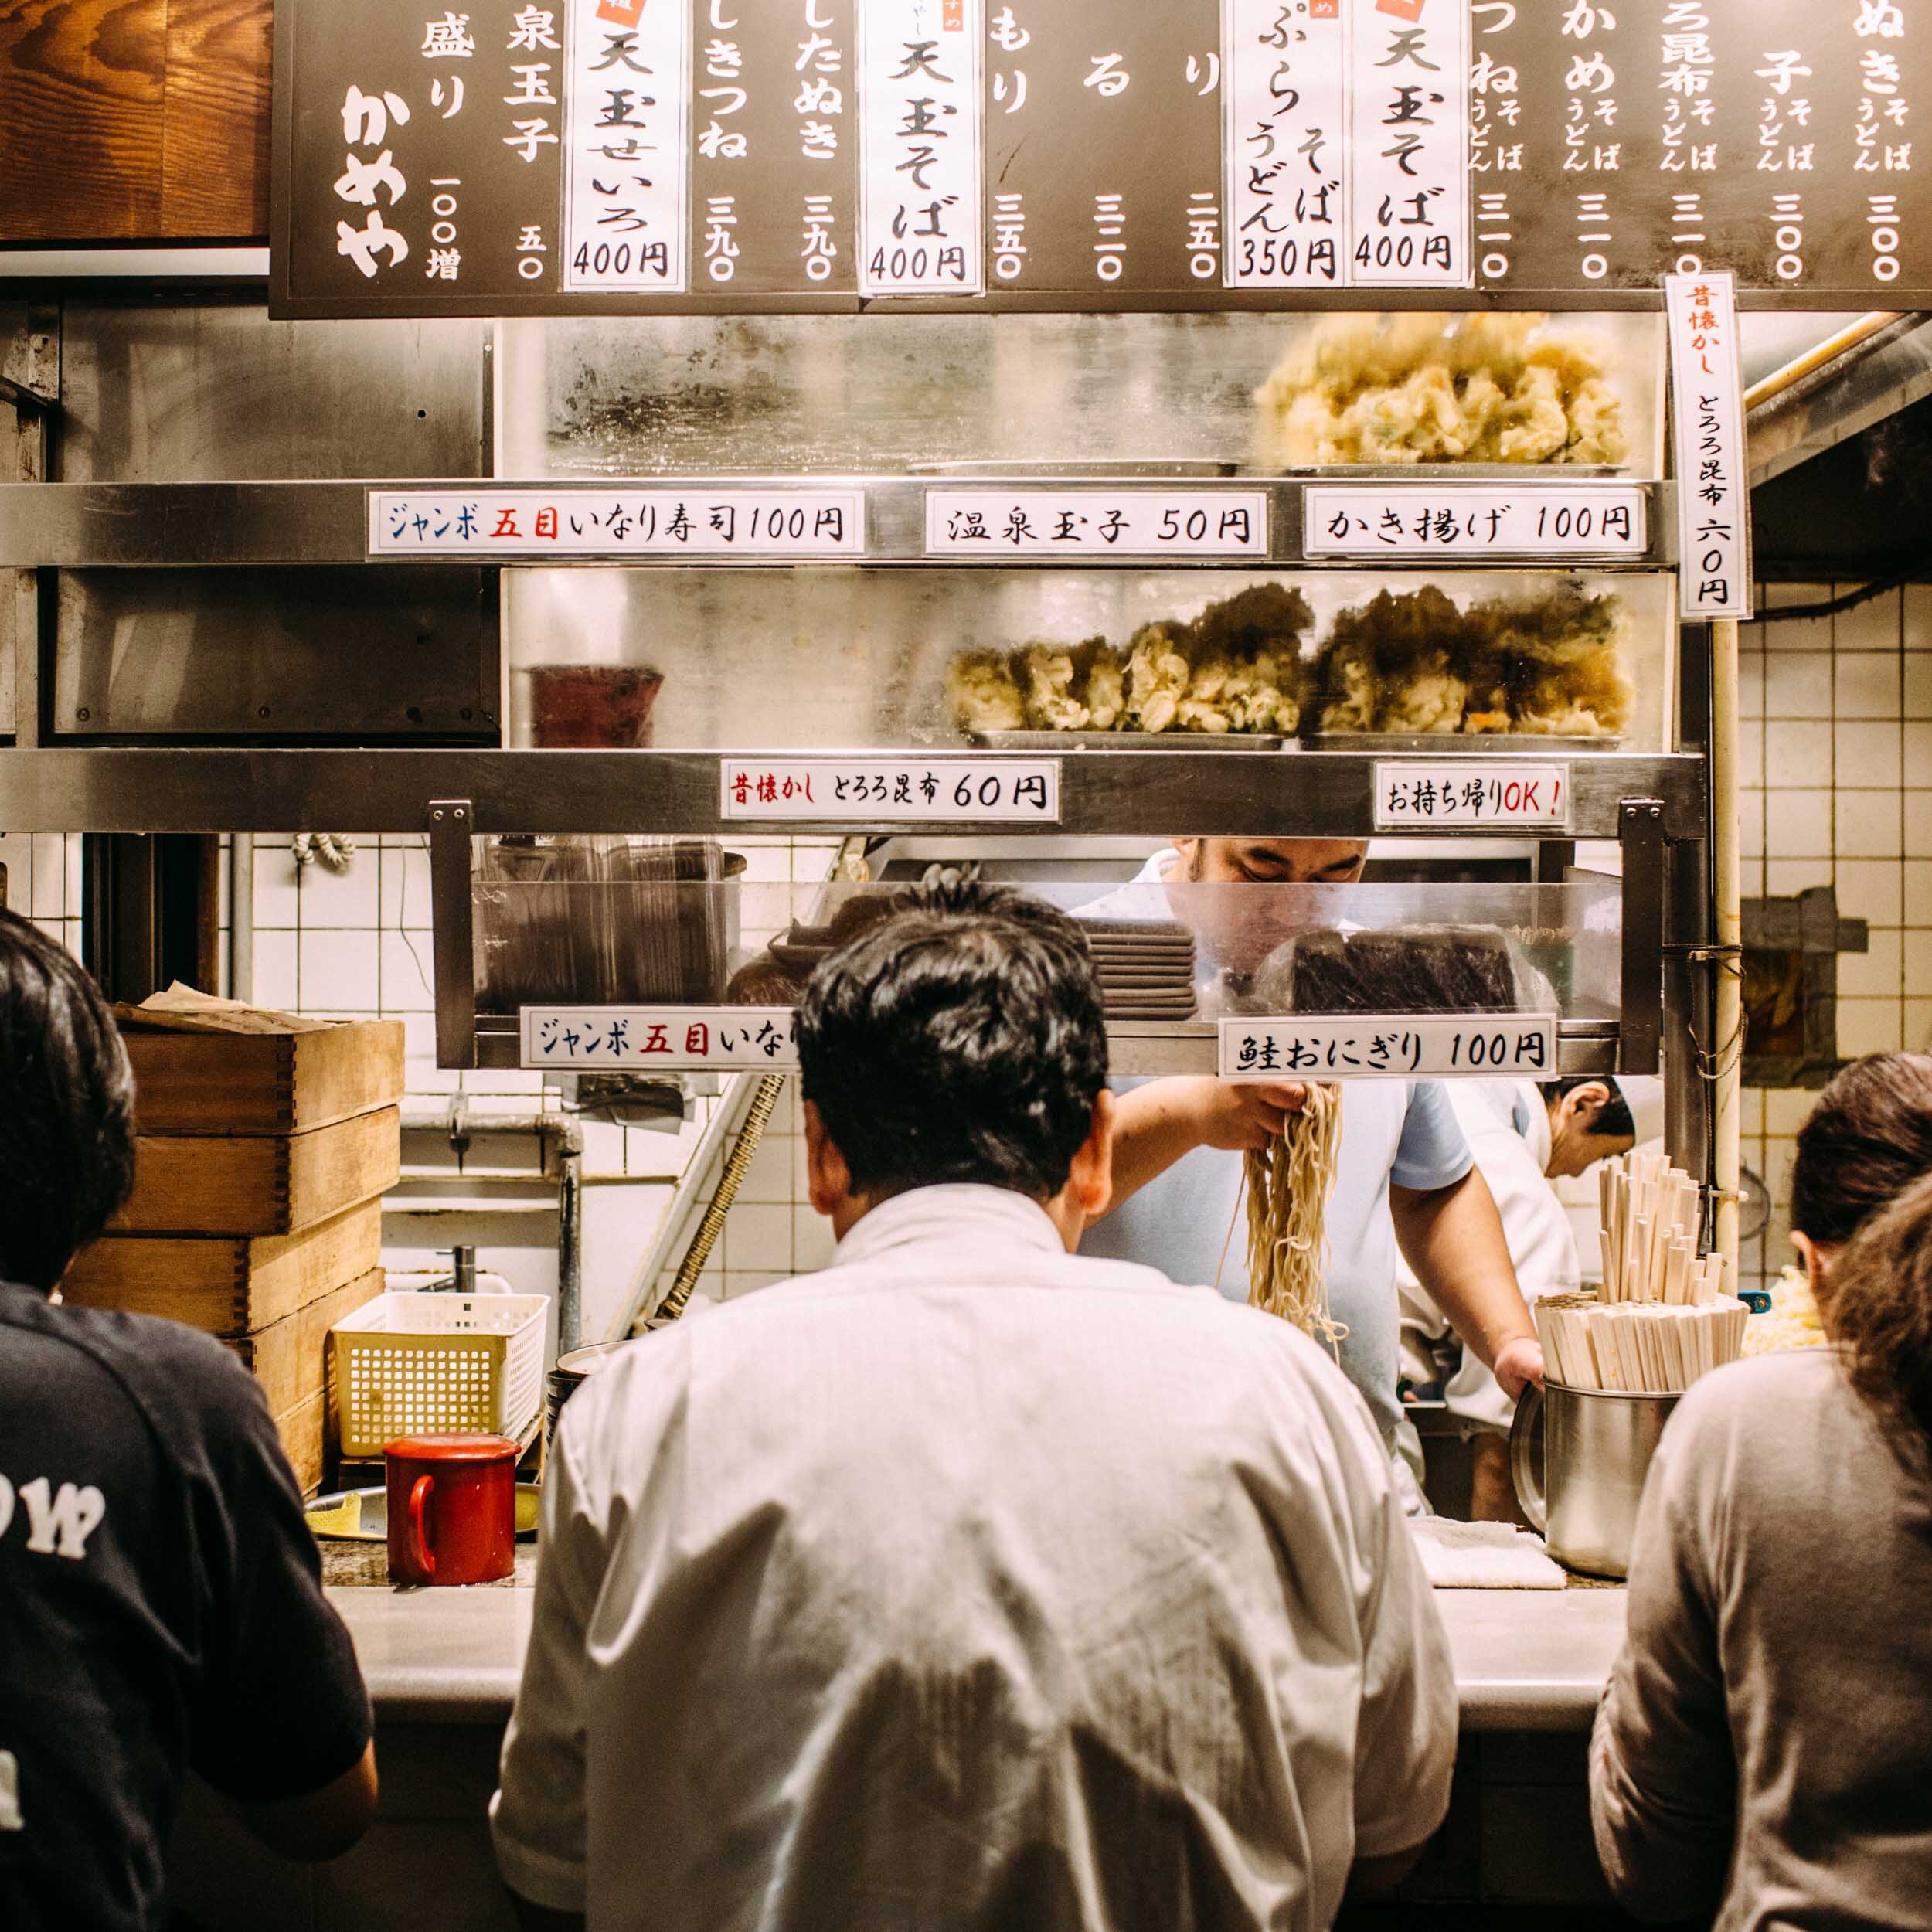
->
331, 1292, 548, 1459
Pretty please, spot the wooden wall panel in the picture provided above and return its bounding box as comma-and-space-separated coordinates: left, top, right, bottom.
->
159, 0, 270, 238
0, 0, 271, 243
0, 0, 165, 240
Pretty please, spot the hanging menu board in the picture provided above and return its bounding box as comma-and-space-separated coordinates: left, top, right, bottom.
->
271, 0, 1932, 316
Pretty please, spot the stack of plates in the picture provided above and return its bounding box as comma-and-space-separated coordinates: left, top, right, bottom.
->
546, 1339, 634, 1451
1081, 920, 1199, 1022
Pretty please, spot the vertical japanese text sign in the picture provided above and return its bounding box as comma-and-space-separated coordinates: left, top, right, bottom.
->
859, 0, 985, 293
1223, 0, 1347, 287
1664, 270, 1750, 621
1223, 0, 1470, 291
564, 0, 692, 290
1345, 0, 1470, 288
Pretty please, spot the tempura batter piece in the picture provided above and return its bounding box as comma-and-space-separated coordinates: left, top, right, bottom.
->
1253, 311, 1629, 468
1019, 642, 1090, 733
946, 650, 1026, 733
1079, 640, 1127, 732
1126, 621, 1193, 733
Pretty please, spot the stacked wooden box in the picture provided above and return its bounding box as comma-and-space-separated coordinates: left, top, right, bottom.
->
62, 1005, 405, 1495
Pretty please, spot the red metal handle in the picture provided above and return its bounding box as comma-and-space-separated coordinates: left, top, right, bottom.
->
407, 1473, 436, 1578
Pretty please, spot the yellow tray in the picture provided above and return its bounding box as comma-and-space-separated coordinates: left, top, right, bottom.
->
305, 1483, 542, 1543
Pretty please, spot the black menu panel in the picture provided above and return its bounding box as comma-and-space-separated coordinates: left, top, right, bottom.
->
270, 0, 1932, 315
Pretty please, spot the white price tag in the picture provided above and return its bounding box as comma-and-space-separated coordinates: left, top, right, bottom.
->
561, 0, 688, 291
924, 491, 1268, 557
1344, 0, 1471, 288
1219, 1014, 1559, 1083
1223, 0, 1345, 288
369, 488, 866, 558
1664, 270, 1750, 619
1373, 761, 1571, 829
859, 0, 984, 294
720, 758, 1060, 822
1304, 485, 1646, 559
521, 1007, 798, 1072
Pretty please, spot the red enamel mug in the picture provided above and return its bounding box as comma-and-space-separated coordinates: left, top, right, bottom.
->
384, 1434, 519, 1587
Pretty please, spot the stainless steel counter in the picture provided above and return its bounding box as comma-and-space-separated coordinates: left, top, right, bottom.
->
325, 1577, 1626, 1733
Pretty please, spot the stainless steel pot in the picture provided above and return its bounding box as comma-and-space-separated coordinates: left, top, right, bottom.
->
1509, 1381, 1680, 1580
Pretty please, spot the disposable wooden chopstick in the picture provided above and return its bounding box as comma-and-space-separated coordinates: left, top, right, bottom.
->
1599, 1166, 1617, 1298
1664, 1238, 1691, 1305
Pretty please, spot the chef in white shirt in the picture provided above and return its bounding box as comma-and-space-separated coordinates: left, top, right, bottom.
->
1396, 1075, 1657, 1515
492, 877, 1456, 1932
1080, 838, 1544, 1478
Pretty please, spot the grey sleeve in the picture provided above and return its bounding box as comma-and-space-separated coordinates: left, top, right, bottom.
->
1391, 1080, 1476, 1194
1589, 1420, 1737, 1918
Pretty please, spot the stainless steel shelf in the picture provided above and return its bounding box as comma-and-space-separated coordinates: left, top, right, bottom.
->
0, 477, 1679, 570
0, 747, 1707, 840
471, 1018, 1621, 1079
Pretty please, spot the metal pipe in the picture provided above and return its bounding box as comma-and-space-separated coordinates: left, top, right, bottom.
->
226, 836, 253, 1003
1709, 617, 1744, 1287
1742, 311, 1907, 412
396, 1109, 585, 1354
635, 1073, 787, 1335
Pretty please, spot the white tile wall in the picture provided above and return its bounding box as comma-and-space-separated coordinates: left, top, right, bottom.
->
249, 834, 847, 1338
1746, 580, 1932, 1287
640, 1077, 842, 1314
0, 832, 84, 955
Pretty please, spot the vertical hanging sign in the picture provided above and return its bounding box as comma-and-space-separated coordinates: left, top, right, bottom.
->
563, 0, 691, 289
1344, 0, 1471, 287
1664, 269, 1750, 620
1223, 0, 1348, 287
858, 0, 985, 294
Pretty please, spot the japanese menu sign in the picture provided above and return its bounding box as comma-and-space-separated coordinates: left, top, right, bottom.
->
1218, 1012, 1560, 1081
718, 757, 1061, 821
1372, 760, 1572, 828
1304, 484, 1647, 559
367, 485, 866, 555
521, 1005, 798, 1068
923, 491, 1269, 557
1664, 269, 1750, 617
273, 0, 1932, 313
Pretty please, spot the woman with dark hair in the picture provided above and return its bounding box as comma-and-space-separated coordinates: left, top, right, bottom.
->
0, 911, 379, 1931
1590, 1052, 1932, 1930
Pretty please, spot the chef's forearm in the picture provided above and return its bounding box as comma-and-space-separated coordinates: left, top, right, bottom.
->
1389, 1168, 1534, 1372
1099, 1079, 1216, 1216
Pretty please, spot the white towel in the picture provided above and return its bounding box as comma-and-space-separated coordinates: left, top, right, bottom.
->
1408, 1517, 1567, 1589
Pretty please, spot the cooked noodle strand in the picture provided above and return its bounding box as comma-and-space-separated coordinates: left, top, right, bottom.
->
1242, 1084, 1346, 1350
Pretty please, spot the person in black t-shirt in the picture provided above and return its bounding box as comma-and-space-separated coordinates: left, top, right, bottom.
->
0, 910, 378, 1930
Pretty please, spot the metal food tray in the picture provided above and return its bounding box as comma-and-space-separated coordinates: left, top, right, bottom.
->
1268, 462, 1631, 480
1301, 733, 1624, 754
911, 457, 1240, 478
964, 730, 1292, 753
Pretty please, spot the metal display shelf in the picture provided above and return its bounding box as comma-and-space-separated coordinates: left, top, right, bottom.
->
0, 747, 1696, 1081
471, 1016, 1624, 1082
0, 747, 1704, 839
0, 476, 1679, 570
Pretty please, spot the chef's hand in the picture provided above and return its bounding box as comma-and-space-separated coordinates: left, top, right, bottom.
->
1492, 1335, 1546, 1402
1191, 1077, 1310, 1152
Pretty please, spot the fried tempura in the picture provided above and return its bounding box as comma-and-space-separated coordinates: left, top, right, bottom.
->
1254, 312, 1630, 469
944, 650, 1026, 732
946, 586, 1315, 737
1314, 581, 1630, 738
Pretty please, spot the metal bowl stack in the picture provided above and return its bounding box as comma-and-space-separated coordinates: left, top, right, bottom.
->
545, 1339, 635, 1452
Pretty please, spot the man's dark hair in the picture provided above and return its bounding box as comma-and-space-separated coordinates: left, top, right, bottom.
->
796, 878, 1108, 1202
0, 910, 137, 1290
1546, 1076, 1635, 1141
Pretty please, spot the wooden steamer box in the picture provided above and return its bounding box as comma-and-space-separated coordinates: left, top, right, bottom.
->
63, 997, 406, 1492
